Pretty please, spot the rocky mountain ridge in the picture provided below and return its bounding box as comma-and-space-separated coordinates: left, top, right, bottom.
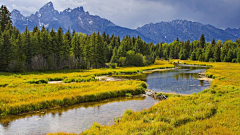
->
11, 2, 239, 43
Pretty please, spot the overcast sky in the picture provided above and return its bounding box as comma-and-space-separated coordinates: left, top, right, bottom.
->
1, 0, 240, 29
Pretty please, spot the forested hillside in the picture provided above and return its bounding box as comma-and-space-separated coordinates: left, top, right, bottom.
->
1, 5, 240, 72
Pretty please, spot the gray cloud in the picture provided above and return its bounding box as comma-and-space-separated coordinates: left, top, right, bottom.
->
1, 0, 240, 29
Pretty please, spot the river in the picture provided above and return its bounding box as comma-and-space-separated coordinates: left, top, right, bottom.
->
0, 65, 211, 135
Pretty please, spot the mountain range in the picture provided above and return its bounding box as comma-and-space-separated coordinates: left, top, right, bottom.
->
11, 2, 240, 43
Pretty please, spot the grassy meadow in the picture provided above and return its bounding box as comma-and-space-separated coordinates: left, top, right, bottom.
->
49, 60, 240, 135
0, 60, 173, 116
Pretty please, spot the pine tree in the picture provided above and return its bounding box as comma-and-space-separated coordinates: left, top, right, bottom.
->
214, 45, 221, 62
211, 38, 216, 45
31, 30, 40, 58
49, 28, 57, 55
117, 44, 126, 58
0, 5, 12, 32
95, 32, 105, 68
134, 36, 144, 54
110, 46, 118, 64
22, 27, 32, 71
63, 32, 71, 59
72, 33, 80, 59
32, 26, 39, 35
226, 49, 233, 62
204, 45, 212, 62
200, 34, 205, 48
237, 49, 240, 63
56, 27, 64, 68
220, 46, 227, 62
190, 51, 196, 61
88, 32, 97, 68
0, 30, 12, 71
179, 49, 188, 60
40, 26, 50, 60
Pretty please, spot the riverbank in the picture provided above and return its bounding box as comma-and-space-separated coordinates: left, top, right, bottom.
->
0, 80, 146, 116
0, 60, 173, 116
57, 61, 240, 135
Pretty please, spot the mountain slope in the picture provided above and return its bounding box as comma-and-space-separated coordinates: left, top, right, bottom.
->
225, 28, 240, 38
136, 20, 237, 42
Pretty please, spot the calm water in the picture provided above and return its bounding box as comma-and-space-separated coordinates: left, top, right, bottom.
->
131, 64, 211, 94
0, 96, 159, 135
0, 65, 211, 135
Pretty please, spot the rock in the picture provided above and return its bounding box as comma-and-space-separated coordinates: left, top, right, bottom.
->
157, 94, 167, 100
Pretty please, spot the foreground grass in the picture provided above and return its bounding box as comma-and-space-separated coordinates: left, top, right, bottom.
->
0, 80, 146, 116
50, 60, 240, 135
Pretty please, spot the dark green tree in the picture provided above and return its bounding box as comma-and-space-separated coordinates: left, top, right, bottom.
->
0, 30, 12, 71
214, 45, 221, 62
211, 38, 216, 45
22, 27, 32, 70
95, 32, 105, 68
200, 34, 205, 48
0, 5, 12, 32
190, 51, 197, 61
110, 46, 118, 64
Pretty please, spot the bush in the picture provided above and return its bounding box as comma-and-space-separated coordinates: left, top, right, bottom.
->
110, 63, 117, 69
232, 58, 237, 63
209, 58, 214, 62
27, 79, 48, 84
118, 57, 126, 67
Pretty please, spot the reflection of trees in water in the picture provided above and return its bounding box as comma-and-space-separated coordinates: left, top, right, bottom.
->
176, 75, 179, 81
172, 72, 206, 89
200, 80, 204, 86
173, 73, 198, 81
0, 96, 146, 128
0, 121, 11, 128
51, 112, 56, 118
98, 105, 100, 111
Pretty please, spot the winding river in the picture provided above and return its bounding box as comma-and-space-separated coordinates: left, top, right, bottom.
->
0, 65, 211, 135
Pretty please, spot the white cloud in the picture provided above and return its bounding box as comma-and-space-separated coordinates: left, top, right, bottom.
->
11, 4, 37, 15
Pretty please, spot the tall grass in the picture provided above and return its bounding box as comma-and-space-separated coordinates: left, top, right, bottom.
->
52, 60, 240, 135
0, 80, 146, 116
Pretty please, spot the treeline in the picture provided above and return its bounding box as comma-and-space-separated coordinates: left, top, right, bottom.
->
1, 5, 240, 72
0, 25, 157, 72
154, 35, 240, 63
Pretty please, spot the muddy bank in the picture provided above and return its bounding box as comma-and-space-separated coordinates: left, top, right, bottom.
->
197, 72, 213, 82
142, 67, 177, 74
95, 76, 128, 82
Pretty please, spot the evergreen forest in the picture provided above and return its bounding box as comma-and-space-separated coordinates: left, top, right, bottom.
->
1, 5, 240, 72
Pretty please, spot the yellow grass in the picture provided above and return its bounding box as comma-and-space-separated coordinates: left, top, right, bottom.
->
0, 81, 146, 116
0, 60, 173, 87
0, 60, 173, 116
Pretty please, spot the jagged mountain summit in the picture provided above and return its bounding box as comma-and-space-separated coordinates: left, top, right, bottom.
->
11, 2, 152, 42
11, 2, 239, 43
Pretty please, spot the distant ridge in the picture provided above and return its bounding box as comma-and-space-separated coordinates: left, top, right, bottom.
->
11, 2, 239, 43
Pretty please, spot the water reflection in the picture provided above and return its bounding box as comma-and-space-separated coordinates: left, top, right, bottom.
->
0, 96, 159, 135
145, 65, 211, 94
128, 65, 211, 94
